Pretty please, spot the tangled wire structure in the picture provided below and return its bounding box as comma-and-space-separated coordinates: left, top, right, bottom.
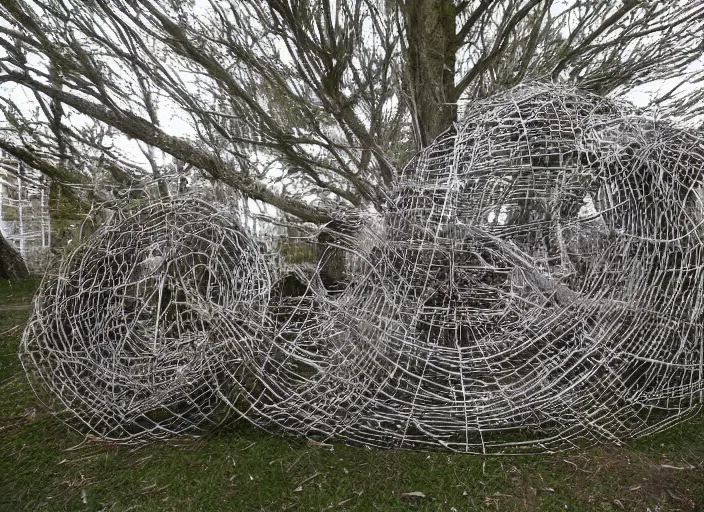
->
20, 84, 704, 452
237, 84, 704, 453
320, 84, 704, 452
21, 198, 270, 442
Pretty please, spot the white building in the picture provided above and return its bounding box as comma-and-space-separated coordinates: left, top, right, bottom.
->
0, 151, 51, 270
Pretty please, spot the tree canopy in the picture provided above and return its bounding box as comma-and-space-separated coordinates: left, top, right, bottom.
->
1, 0, 703, 224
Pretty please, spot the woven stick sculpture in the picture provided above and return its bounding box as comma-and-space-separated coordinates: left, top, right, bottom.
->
234, 84, 704, 453
20, 197, 270, 442
20, 83, 704, 453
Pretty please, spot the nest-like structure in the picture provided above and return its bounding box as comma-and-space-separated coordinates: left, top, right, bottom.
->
233, 83, 704, 453
20, 197, 270, 442
19, 84, 704, 453
307, 83, 704, 452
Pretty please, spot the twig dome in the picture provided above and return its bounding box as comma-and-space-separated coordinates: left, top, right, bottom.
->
329, 83, 704, 452
19, 83, 704, 452
20, 197, 270, 441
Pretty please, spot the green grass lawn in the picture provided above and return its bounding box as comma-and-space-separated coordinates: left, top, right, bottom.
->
0, 278, 38, 306
1, 280, 703, 511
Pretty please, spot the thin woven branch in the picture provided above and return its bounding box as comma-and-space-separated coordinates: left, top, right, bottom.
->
19, 83, 704, 453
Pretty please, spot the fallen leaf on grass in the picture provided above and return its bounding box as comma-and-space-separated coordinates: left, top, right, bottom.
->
661, 463, 696, 470
666, 489, 686, 502
0, 325, 20, 337
402, 491, 426, 498
295, 471, 321, 488
308, 439, 333, 448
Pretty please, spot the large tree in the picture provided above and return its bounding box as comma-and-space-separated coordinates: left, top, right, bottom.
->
0, 0, 702, 226
0, 229, 29, 280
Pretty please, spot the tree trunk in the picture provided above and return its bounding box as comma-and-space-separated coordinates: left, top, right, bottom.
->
0, 230, 30, 280
317, 219, 357, 293
403, 0, 457, 147
318, 234, 347, 293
